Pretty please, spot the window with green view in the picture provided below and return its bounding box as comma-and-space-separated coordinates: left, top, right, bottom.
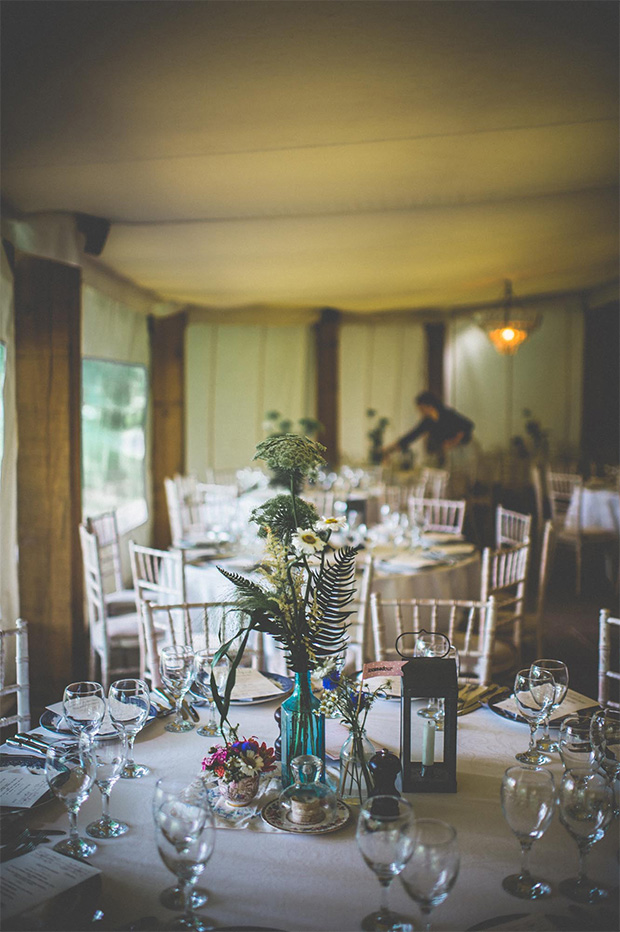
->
82, 358, 148, 531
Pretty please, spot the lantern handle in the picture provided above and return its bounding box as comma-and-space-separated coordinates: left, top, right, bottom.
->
395, 628, 452, 659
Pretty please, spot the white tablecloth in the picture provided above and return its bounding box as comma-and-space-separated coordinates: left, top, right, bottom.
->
565, 487, 620, 534
11, 694, 618, 932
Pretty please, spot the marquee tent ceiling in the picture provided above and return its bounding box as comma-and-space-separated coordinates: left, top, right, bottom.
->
2, 0, 618, 314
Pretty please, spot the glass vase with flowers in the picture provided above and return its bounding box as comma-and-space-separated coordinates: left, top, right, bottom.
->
211, 434, 360, 787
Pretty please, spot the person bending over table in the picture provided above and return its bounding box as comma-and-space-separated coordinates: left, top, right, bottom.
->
381, 391, 474, 468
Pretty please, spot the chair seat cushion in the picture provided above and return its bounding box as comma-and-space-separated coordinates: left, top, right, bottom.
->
107, 612, 141, 642
105, 589, 137, 615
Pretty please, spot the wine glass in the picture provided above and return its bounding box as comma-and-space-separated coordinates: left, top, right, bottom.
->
415, 631, 450, 725
153, 777, 216, 930
590, 708, 620, 817
356, 795, 416, 931
85, 734, 128, 839
62, 681, 106, 744
399, 819, 460, 931
45, 745, 97, 859
108, 678, 151, 779
558, 715, 602, 773
500, 765, 555, 900
513, 667, 555, 766
153, 776, 210, 912
160, 646, 196, 733
192, 649, 230, 737
531, 659, 569, 753
558, 769, 613, 903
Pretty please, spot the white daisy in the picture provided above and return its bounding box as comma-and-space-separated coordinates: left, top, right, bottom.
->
292, 528, 326, 555
317, 515, 347, 532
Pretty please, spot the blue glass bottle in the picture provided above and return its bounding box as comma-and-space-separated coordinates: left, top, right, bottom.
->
280, 672, 325, 788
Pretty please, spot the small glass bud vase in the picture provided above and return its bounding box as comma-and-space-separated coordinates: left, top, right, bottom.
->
338, 728, 375, 805
279, 754, 337, 827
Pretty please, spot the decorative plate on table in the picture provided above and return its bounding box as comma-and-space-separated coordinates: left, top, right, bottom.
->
487, 693, 599, 728
39, 704, 158, 739
229, 671, 294, 705
261, 798, 351, 834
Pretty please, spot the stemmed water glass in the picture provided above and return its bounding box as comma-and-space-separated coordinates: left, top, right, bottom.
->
153, 776, 216, 930
558, 769, 613, 903
590, 708, 620, 817
513, 667, 556, 766
558, 715, 602, 773
192, 649, 230, 737
399, 819, 460, 931
356, 795, 416, 932
85, 734, 128, 839
500, 765, 555, 900
531, 659, 569, 753
108, 678, 151, 779
160, 646, 196, 734
153, 777, 211, 912
45, 744, 97, 859
62, 681, 106, 744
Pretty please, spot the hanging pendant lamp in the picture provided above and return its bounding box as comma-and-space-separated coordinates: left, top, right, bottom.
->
476, 281, 541, 355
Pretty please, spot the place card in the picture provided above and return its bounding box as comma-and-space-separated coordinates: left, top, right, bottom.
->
230, 668, 284, 700
0, 768, 49, 808
0, 847, 101, 921
494, 688, 596, 721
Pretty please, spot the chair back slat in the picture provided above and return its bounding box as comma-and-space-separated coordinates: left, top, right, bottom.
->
480, 541, 530, 656
496, 505, 532, 548
598, 609, 620, 710
407, 496, 466, 535
0, 619, 30, 732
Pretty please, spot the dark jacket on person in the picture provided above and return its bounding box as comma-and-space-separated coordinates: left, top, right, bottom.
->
398, 406, 474, 454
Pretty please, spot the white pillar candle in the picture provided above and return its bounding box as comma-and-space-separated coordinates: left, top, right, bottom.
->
422, 718, 436, 767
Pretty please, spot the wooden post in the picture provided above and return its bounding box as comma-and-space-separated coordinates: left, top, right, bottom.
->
315, 308, 340, 464
13, 253, 84, 708
149, 311, 187, 548
424, 322, 445, 400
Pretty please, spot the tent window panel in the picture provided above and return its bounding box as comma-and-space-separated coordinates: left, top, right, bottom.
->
82, 357, 148, 532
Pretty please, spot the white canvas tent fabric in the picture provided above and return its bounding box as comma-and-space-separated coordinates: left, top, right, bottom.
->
1, 1, 617, 313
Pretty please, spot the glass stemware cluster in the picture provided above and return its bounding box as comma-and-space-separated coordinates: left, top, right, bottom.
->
160, 645, 230, 738
356, 796, 459, 932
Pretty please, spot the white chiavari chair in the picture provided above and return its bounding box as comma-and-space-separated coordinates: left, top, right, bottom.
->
0, 619, 30, 733
369, 594, 501, 686
142, 601, 262, 689
129, 542, 188, 679
598, 609, 620, 710
480, 540, 530, 659
85, 509, 136, 615
407, 496, 466, 535
421, 467, 450, 499
495, 505, 532, 548
80, 525, 141, 691
548, 471, 618, 595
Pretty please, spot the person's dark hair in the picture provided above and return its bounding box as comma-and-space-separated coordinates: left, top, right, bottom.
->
415, 390, 443, 410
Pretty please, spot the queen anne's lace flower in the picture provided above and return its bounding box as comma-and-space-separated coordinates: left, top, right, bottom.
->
254, 433, 326, 475
292, 528, 326, 555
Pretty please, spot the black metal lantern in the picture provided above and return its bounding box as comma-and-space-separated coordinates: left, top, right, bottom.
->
398, 634, 458, 793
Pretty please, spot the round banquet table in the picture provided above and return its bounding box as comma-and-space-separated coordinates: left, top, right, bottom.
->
15, 693, 619, 932
183, 549, 481, 672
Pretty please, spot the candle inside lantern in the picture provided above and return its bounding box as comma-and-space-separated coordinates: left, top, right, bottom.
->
421, 718, 436, 774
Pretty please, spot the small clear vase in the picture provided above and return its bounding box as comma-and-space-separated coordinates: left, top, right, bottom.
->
338, 728, 375, 805
280, 672, 325, 788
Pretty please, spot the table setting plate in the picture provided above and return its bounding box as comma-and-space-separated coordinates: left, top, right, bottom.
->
229, 671, 293, 705
261, 797, 350, 834
39, 703, 158, 739
487, 693, 599, 728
